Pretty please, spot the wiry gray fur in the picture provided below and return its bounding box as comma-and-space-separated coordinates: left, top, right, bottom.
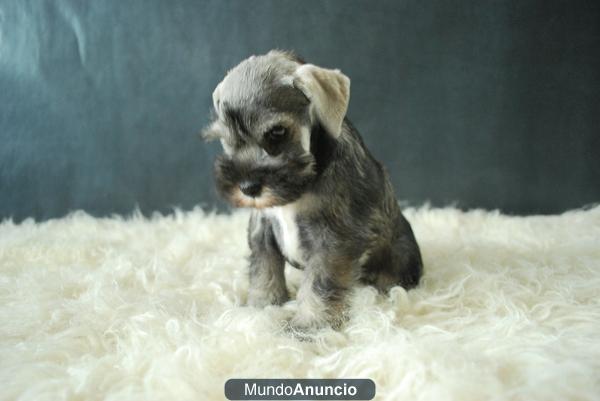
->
204, 50, 423, 330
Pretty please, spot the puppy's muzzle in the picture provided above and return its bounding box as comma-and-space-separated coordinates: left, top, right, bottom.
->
239, 180, 262, 198
213, 152, 316, 208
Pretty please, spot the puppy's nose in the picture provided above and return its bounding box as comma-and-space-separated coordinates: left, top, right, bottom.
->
239, 180, 262, 197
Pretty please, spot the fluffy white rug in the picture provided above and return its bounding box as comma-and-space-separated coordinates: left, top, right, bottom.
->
1, 206, 599, 401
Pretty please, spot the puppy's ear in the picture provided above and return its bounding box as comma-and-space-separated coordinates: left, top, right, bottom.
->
292, 64, 350, 139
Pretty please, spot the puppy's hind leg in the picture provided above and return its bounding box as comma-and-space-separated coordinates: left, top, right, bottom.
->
247, 213, 289, 307
360, 215, 423, 292
363, 244, 422, 292
391, 214, 423, 290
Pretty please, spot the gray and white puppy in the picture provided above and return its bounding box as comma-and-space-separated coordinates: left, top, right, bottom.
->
204, 50, 422, 329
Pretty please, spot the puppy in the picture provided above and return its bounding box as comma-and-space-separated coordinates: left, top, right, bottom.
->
204, 50, 422, 329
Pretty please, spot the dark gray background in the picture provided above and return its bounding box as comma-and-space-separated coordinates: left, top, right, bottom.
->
1, 0, 599, 221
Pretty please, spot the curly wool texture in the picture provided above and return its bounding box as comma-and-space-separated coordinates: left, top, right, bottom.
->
1, 206, 599, 401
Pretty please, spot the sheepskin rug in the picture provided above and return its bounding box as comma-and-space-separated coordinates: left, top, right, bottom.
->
1, 206, 600, 401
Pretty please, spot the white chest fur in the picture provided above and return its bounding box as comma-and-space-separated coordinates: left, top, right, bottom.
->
266, 204, 304, 265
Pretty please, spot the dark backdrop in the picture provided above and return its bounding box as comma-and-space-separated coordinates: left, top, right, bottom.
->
1, 0, 599, 221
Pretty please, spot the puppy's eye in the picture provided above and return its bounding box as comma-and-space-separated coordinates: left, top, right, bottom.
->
266, 125, 287, 142
262, 126, 288, 156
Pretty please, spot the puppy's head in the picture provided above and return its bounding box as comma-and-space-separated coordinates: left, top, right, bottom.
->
203, 50, 350, 208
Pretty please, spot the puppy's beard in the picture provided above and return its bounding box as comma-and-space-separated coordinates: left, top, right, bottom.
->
231, 187, 282, 209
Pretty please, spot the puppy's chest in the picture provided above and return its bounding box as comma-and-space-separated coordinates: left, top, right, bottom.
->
265, 206, 306, 266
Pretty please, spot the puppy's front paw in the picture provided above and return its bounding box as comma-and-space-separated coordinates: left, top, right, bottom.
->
292, 292, 348, 331
289, 307, 341, 331
289, 314, 324, 332
247, 288, 289, 308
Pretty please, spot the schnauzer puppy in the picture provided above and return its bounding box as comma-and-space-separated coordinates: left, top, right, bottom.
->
203, 50, 422, 329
